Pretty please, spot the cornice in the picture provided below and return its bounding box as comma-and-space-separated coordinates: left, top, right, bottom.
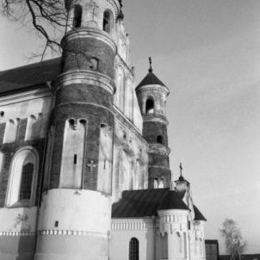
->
112, 218, 154, 231
62, 27, 117, 53
54, 69, 115, 95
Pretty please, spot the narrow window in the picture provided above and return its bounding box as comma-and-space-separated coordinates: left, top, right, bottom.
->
103, 10, 113, 33
146, 98, 154, 114
19, 163, 34, 201
74, 154, 77, 165
73, 5, 82, 28
129, 238, 139, 260
157, 135, 163, 144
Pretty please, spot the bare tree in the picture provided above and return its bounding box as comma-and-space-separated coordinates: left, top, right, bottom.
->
1, 0, 70, 59
220, 218, 246, 260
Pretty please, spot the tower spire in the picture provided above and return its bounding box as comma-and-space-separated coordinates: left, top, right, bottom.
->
149, 56, 153, 73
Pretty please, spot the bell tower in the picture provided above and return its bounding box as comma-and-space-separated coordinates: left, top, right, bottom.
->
136, 58, 171, 189
35, 0, 122, 259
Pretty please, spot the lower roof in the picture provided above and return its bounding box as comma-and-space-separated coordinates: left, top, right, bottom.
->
112, 188, 206, 221
0, 58, 61, 96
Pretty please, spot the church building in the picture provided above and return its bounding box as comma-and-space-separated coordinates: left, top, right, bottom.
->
0, 0, 206, 259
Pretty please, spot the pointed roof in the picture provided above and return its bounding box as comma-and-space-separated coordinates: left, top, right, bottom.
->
136, 57, 168, 91
193, 205, 207, 221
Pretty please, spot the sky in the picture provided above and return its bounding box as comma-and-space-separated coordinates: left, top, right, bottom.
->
0, 0, 260, 254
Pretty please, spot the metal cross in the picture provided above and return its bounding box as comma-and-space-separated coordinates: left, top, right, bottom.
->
179, 162, 183, 176
149, 57, 153, 72
87, 160, 97, 172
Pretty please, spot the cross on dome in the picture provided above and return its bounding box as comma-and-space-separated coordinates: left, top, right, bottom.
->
179, 162, 183, 176
149, 57, 153, 73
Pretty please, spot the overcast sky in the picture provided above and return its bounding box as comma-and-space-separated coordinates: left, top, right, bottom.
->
0, 0, 260, 254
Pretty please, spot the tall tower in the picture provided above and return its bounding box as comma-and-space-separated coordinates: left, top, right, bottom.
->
136, 58, 171, 189
35, 0, 121, 259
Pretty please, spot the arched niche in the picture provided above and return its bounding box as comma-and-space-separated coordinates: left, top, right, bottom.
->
60, 118, 87, 189
97, 123, 113, 194
160, 232, 168, 259
115, 66, 125, 111
3, 119, 19, 144
6, 147, 39, 207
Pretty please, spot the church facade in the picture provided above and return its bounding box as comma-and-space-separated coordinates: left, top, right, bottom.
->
0, 0, 206, 259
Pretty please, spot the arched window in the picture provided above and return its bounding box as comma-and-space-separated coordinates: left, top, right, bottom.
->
6, 147, 39, 207
157, 135, 163, 144
73, 4, 82, 28
129, 237, 139, 260
19, 163, 34, 200
103, 10, 113, 33
145, 98, 154, 115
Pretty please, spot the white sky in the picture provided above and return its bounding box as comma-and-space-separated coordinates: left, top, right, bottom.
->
0, 0, 260, 254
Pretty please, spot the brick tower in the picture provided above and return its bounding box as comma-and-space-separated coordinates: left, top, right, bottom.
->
136, 58, 171, 189
35, 0, 121, 259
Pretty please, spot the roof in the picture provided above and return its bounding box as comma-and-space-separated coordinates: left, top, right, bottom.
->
193, 205, 207, 221
136, 69, 168, 91
112, 188, 189, 218
0, 58, 61, 95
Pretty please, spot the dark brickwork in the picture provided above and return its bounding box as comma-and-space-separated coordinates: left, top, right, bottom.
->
143, 121, 168, 146
62, 37, 115, 79
55, 83, 113, 109
47, 30, 116, 193
148, 167, 171, 189
47, 103, 114, 191
143, 120, 171, 188
149, 153, 169, 168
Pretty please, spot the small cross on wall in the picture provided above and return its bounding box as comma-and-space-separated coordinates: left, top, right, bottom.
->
87, 160, 97, 173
